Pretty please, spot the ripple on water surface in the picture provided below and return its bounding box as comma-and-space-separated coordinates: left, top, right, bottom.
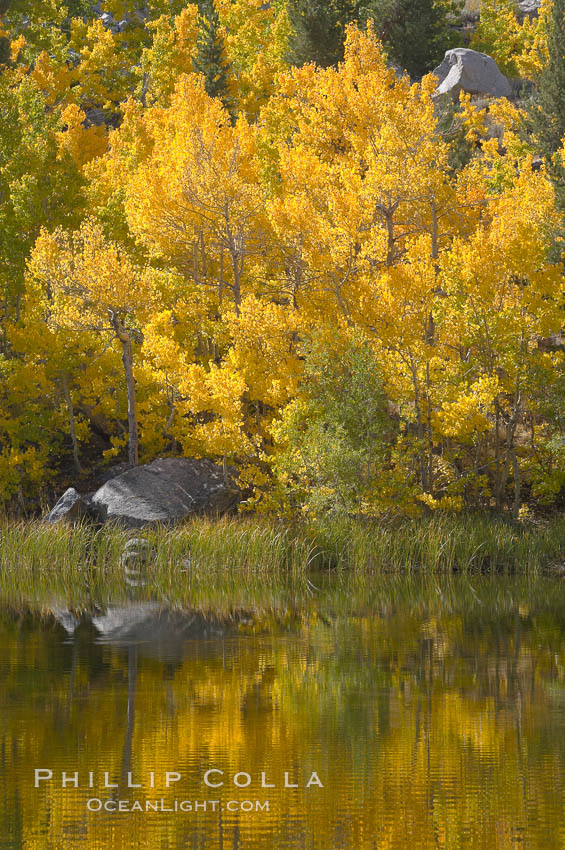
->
2, 576, 565, 849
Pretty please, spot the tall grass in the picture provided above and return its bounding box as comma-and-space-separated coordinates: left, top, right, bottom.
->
1, 514, 565, 610
305, 514, 565, 574
0, 517, 317, 611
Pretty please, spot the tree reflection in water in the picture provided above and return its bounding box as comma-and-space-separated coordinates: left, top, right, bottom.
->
2, 577, 565, 848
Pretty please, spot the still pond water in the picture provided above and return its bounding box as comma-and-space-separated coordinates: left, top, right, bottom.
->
2, 575, 565, 849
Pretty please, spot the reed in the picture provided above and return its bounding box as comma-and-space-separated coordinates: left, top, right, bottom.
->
2, 514, 565, 610
306, 514, 565, 575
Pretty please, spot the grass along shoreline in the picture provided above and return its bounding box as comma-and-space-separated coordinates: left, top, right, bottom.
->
2, 515, 565, 609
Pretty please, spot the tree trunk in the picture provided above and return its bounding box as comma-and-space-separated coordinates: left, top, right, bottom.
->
121, 334, 139, 467
384, 207, 395, 267
511, 448, 521, 520
61, 370, 83, 474
425, 362, 434, 494
231, 250, 242, 315
408, 353, 428, 493
494, 402, 502, 510
110, 313, 139, 466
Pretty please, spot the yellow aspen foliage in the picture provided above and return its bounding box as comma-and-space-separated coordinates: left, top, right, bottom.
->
437, 168, 565, 508
216, 0, 291, 118
138, 7, 199, 106
28, 221, 157, 465
0, 355, 58, 500
472, 0, 550, 78
31, 50, 73, 106
224, 296, 302, 409
265, 25, 458, 322
57, 104, 108, 170
126, 74, 268, 312
68, 19, 131, 112
8, 34, 25, 64
433, 376, 501, 441
260, 27, 565, 512
85, 98, 153, 242
140, 294, 301, 465
457, 94, 533, 183
28, 222, 152, 332
2, 7, 565, 515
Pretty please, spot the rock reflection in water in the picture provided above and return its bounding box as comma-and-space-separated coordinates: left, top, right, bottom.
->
3, 578, 565, 849
90, 604, 230, 794
92, 604, 225, 649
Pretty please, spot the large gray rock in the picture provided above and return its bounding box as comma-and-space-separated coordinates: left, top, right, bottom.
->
433, 48, 512, 100
91, 457, 240, 528
44, 488, 90, 524
516, 0, 541, 20
84, 108, 121, 130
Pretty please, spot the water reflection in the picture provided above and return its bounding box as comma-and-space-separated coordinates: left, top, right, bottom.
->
2, 578, 565, 848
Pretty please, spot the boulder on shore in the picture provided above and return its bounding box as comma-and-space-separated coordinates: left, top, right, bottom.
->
90, 457, 240, 528
433, 48, 512, 100
44, 488, 91, 524
516, 0, 541, 21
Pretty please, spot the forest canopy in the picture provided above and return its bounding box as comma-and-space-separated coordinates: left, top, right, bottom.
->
0, 0, 564, 519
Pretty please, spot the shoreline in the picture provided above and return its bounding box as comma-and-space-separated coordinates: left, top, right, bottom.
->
1, 515, 565, 607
